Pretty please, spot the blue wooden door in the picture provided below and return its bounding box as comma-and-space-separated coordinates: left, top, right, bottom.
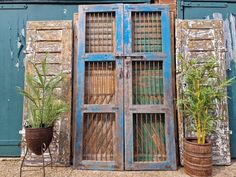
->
124, 4, 176, 170
74, 4, 124, 170
74, 4, 176, 170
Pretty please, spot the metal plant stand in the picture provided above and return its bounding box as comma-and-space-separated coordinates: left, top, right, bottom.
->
20, 143, 53, 177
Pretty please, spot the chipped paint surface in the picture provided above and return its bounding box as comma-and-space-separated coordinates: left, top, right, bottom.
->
176, 19, 231, 165
22, 21, 72, 166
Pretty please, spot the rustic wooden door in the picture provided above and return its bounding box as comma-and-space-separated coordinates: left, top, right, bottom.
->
124, 4, 176, 170
74, 4, 124, 170
74, 4, 176, 171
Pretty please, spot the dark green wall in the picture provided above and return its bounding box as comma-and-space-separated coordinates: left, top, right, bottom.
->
178, 0, 236, 158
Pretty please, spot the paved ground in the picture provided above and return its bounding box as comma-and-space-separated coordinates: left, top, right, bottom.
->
0, 159, 236, 177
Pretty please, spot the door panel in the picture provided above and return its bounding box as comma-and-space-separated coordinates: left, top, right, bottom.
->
124, 4, 176, 170
74, 4, 176, 171
74, 4, 124, 170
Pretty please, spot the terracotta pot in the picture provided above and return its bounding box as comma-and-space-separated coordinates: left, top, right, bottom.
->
25, 126, 53, 155
183, 138, 212, 177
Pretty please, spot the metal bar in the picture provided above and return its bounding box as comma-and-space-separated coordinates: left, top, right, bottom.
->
93, 13, 95, 52
141, 114, 144, 162
97, 13, 100, 53
105, 113, 108, 161
156, 61, 159, 104
145, 113, 148, 161
149, 61, 151, 104
135, 62, 137, 104
106, 12, 108, 53
154, 113, 157, 159
105, 62, 108, 104
156, 12, 158, 53
139, 12, 142, 53
150, 114, 153, 161
159, 62, 162, 104
152, 12, 154, 53
153, 61, 156, 104
148, 12, 150, 53
88, 13, 91, 53
159, 113, 162, 161
143, 12, 146, 52
101, 12, 104, 52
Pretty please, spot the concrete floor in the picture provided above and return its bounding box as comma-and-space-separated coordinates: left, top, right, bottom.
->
0, 159, 236, 177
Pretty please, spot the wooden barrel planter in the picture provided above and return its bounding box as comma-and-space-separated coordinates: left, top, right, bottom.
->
183, 138, 212, 177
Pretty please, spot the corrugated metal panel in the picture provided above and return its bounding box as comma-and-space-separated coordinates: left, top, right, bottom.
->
176, 19, 231, 165
22, 20, 72, 166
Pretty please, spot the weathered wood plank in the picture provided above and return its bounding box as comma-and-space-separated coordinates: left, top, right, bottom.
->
176, 19, 231, 165
22, 20, 72, 166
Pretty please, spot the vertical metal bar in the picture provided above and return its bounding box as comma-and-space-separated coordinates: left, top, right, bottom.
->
88, 62, 90, 104
105, 62, 108, 104
139, 12, 142, 53
160, 62, 162, 104
144, 61, 147, 104
159, 113, 162, 161
113, 62, 115, 103
95, 62, 98, 104
159, 113, 163, 160
145, 113, 148, 161
93, 13, 96, 53
108, 12, 110, 52
101, 62, 104, 104
97, 13, 100, 53
154, 113, 157, 160
148, 12, 150, 53
108, 62, 111, 103
149, 61, 151, 104
135, 62, 137, 104
135, 114, 138, 161
143, 12, 146, 52
88, 14, 90, 53
150, 113, 153, 161
93, 62, 95, 104
91, 114, 93, 160
156, 61, 159, 104
141, 114, 144, 162
151, 12, 154, 53
105, 113, 107, 161
139, 61, 142, 104
156, 12, 158, 53
152, 61, 157, 104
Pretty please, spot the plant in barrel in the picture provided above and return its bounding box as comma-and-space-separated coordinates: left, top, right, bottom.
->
18, 56, 67, 155
177, 56, 234, 177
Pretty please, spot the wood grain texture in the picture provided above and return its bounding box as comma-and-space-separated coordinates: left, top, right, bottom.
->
176, 19, 231, 165
22, 20, 72, 166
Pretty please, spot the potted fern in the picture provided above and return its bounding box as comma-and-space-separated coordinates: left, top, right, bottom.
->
18, 57, 67, 155
177, 57, 233, 177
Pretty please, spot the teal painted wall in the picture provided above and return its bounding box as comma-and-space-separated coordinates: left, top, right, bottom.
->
0, 4, 79, 156
178, 0, 236, 158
